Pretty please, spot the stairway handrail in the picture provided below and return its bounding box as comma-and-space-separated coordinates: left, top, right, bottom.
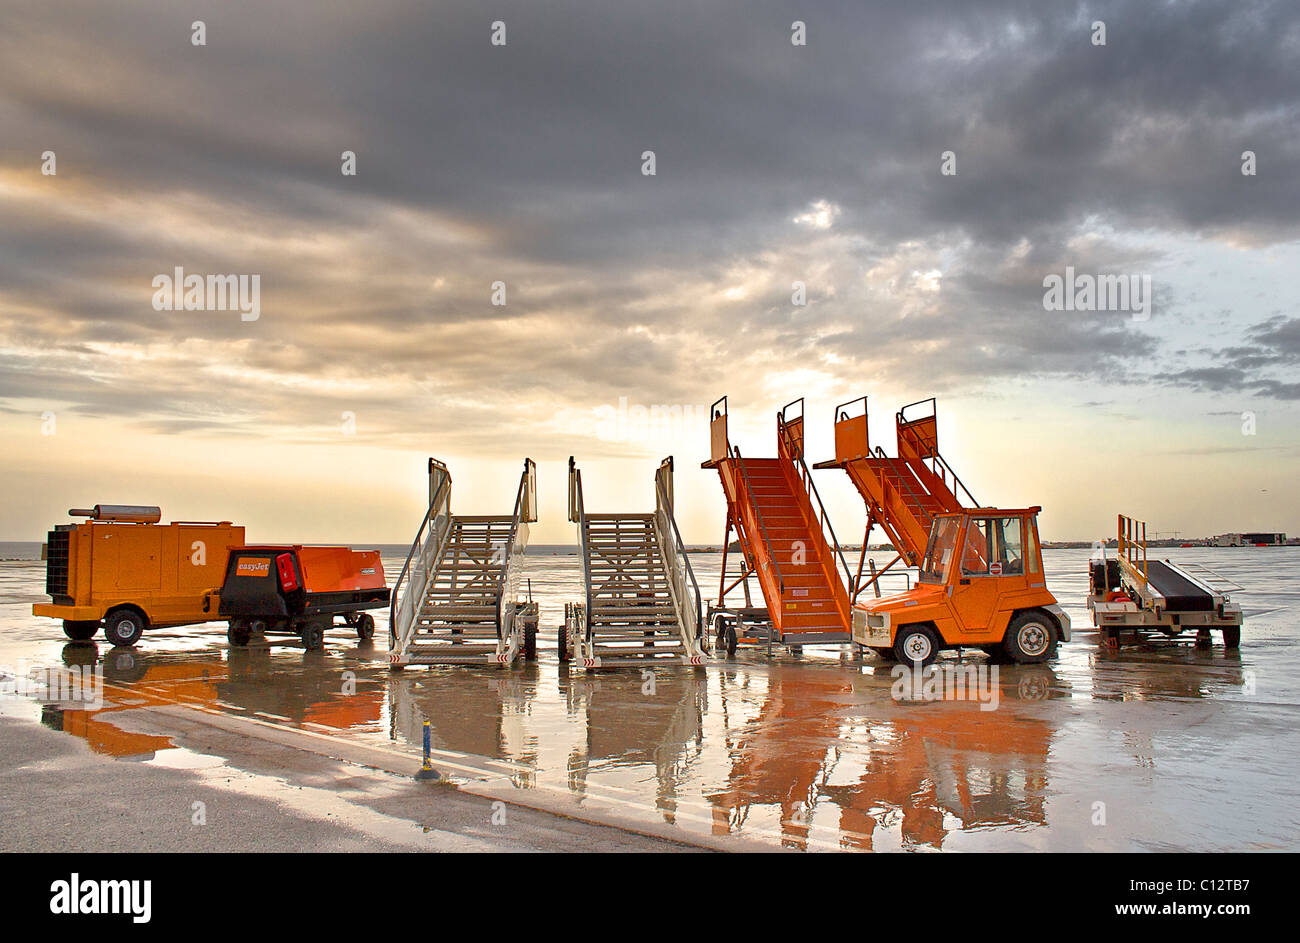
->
569, 457, 593, 638
390, 467, 453, 652
929, 451, 980, 508
654, 457, 702, 643
496, 458, 537, 640
731, 446, 785, 598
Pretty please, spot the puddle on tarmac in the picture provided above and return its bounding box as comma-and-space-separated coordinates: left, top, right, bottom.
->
3, 548, 1298, 851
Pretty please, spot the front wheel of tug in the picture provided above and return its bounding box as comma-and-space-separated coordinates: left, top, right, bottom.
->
227, 620, 252, 647
62, 620, 99, 641
355, 613, 375, 642
893, 624, 939, 667
1222, 627, 1241, 650
103, 608, 146, 647
1003, 611, 1057, 664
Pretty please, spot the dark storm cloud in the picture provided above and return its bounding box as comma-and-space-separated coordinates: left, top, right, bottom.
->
1, 0, 1298, 436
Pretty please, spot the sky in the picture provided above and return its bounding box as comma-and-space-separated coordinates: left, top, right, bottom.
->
1, 0, 1298, 546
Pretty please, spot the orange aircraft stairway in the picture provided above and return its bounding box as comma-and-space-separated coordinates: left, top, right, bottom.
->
703, 398, 853, 651
814, 396, 980, 598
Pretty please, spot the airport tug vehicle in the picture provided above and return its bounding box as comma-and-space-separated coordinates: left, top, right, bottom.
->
33, 505, 244, 647
853, 508, 1069, 665
817, 397, 1069, 665
1088, 515, 1242, 650
216, 545, 390, 651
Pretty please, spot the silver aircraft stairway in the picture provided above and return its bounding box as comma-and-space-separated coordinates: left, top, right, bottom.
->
562, 456, 708, 669
389, 458, 538, 667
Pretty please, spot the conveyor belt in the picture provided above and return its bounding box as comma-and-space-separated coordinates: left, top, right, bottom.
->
1145, 560, 1213, 611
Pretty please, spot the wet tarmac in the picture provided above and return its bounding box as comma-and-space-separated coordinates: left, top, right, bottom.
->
2, 548, 1298, 851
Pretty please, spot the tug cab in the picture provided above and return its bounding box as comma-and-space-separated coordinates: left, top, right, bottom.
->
853, 507, 1070, 665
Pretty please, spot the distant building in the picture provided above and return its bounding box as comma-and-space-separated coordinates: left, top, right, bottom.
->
1212, 532, 1287, 547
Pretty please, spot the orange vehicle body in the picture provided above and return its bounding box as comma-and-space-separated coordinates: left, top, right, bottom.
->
854, 508, 1070, 663
34, 517, 244, 630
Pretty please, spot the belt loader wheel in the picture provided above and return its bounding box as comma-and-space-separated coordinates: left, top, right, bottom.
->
557, 623, 570, 663
227, 619, 252, 647
523, 619, 538, 660
62, 620, 99, 641
355, 613, 375, 642
103, 609, 146, 647
1003, 611, 1056, 664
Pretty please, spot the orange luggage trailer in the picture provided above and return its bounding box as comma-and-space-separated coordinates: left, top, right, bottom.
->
33, 505, 244, 647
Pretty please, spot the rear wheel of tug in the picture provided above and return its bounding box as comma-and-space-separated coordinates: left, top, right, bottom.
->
869, 646, 896, 661
301, 620, 326, 652
893, 624, 939, 666
103, 609, 146, 647
227, 619, 252, 647
1222, 627, 1241, 650
1003, 611, 1056, 664
62, 620, 99, 641
355, 613, 375, 642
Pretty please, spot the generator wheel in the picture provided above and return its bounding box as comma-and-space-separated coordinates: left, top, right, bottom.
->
1003, 611, 1057, 664
302, 621, 326, 652
724, 621, 738, 656
227, 620, 252, 647
557, 623, 570, 663
62, 620, 99, 641
355, 613, 375, 641
1222, 627, 1241, 650
103, 609, 146, 647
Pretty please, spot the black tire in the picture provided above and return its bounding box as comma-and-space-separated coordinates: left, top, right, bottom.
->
227, 620, 252, 647
62, 620, 99, 641
1003, 611, 1057, 664
301, 620, 326, 652
557, 623, 569, 663
356, 613, 375, 642
982, 645, 1009, 663
893, 624, 940, 666
869, 646, 897, 661
724, 622, 738, 656
103, 609, 146, 647
1222, 626, 1241, 650
523, 620, 537, 660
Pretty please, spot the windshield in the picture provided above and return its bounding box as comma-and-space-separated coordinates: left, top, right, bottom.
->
920, 516, 961, 583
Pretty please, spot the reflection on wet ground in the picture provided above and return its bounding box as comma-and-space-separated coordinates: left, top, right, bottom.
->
3, 548, 1298, 851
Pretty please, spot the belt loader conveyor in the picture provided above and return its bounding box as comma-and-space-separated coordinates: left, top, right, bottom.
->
1088, 514, 1242, 649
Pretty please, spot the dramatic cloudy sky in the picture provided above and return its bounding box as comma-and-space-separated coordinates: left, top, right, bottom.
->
2, 0, 1297, 544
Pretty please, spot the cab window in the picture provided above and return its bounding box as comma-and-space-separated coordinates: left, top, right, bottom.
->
961, 516, 1024, 576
